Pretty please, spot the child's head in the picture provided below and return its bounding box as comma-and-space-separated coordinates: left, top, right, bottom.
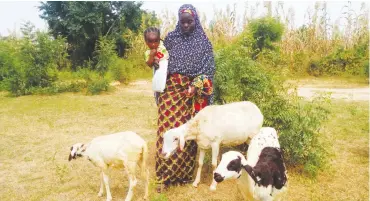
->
144, 27, 160, 49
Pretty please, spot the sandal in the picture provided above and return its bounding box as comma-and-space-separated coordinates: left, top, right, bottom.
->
156, 183, 168, 193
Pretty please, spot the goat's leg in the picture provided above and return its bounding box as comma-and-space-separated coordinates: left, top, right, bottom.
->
124, 162, 137, 201
210, 143, 220, 191
101, 169, 112, 201
192, 149, 205, 188
143, 168, 149, 200
98, 171, 105, 197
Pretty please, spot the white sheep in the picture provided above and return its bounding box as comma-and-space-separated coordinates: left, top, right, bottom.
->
161, 101, 264, 191
68, 131, 149, 201
213, 127, 288, 201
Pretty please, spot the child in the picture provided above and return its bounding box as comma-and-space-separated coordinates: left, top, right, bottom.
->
144, 27, 169, 105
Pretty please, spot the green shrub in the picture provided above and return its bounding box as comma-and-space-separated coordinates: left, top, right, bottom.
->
0, 25, 68, 96
241, 17, 284, 60
93, 36, 118, 76
107, 59, 134, 84
363, 60, 369, 77
74, 68, 111, 95
30, 80, 87, 95
307, 46, 368, 77
87, 78, 110, 95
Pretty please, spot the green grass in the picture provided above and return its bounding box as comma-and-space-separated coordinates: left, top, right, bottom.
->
0, 79, 368, 201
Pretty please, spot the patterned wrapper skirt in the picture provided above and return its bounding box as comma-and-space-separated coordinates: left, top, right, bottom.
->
155, 73, 213, 186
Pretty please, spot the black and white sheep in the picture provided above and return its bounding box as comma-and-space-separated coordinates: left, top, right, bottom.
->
161, 101, 264, 191
69, 131, 149, 201
213, 127, 288, 201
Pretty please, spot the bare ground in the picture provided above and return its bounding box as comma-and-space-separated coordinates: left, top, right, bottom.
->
297, 87, 368, 101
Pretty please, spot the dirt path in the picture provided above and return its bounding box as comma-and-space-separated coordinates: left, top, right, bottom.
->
127, 79, 369, 101
297, 87, 368, 101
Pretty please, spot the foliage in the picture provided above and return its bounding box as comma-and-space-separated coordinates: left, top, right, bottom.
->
87, 78, 110, 95
38, 1, 146, 68
30, 80, 87, 95
276, 1, 369, 77
74, 68, 110, 95
307, 45, 369, 76
242, 17, 284, 59
107, 59, 134, 84
0, 22, 68, 96
93, 36, 118, 76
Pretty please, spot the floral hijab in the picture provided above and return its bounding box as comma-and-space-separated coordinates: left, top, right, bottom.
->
163, 4, 215, 80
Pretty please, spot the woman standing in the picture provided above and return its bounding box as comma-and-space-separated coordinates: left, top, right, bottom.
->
155, 4, 215, 192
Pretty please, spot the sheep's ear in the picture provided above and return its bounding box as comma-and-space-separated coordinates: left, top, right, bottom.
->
69, 146, 75, 161
179, 133, 185, 151
68, 154, 73, 161
80, 144, 86, 152
244, 165, 258, 183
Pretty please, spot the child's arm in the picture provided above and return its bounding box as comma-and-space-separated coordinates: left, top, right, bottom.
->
146, 49, 157, 68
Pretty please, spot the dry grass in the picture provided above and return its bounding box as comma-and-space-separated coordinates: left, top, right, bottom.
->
0, 79, 368, 201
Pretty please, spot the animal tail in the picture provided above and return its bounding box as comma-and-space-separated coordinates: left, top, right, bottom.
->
141, 142, 149, 178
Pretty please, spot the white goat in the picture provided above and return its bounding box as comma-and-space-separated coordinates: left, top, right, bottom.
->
213, 127, 288, 201
68, 131, 149, 201
161, 101, 264, 191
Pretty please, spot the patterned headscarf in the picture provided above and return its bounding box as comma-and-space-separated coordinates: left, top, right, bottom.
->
164, 4, 215, 80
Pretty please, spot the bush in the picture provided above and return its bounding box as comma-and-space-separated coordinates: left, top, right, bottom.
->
0, 26, 68, 96
93, 36, 118, 76
30, 80, 87, 95
242, 17, 284, 60
214, 42, 330, 176
307, 46, 367, 76
87, 78, 110, 95
363, 60, 369, 77
77, 69, 110, 95
107, 59, 134, 84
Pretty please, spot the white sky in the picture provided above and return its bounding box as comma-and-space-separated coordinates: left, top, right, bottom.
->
0, 0, 367, 36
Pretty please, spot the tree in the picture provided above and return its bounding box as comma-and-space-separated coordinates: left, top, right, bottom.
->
39, 1, 144, 68
242, 17, 284, 59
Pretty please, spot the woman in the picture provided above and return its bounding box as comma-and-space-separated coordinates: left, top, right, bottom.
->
154, 4, 215, 192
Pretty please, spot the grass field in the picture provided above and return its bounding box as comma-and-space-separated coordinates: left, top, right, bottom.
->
0, 79, 368, 201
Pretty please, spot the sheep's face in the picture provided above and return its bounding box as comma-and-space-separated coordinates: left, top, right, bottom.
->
214, 151, 246, 183
162, 128, 185, 159
68, 143, 85, 161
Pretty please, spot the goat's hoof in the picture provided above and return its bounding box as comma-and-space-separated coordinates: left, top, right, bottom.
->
192, 181, 199, 188
106, 198, 112, 201
98, 192, 103, 197
209, 185, 217, 191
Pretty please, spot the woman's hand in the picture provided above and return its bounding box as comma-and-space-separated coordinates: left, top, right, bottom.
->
186, 86, 196, 97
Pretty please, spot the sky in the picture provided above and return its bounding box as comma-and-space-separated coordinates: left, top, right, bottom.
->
0, 0, 367, 37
